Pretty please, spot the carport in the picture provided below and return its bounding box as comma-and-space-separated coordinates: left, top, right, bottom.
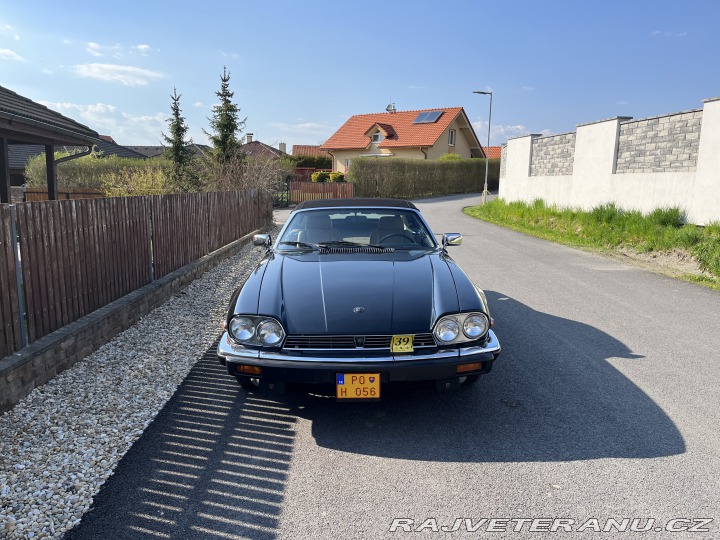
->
0, 85, 100, 203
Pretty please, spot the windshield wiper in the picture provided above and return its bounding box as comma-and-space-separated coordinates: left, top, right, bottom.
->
277, 241, 319, 250
317, 240, 385, 249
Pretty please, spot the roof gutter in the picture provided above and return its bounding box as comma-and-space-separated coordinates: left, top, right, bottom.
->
55, 145, 94, 165
420, 147, 428, 159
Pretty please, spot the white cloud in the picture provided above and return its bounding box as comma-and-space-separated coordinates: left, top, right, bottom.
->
472, 120, 553, 145
269, 121, 334, 136
193, 101, 205, 108
119, 112, 168, 144
39, 101, 119, 132
132, 44, 154, 56
86, 42, 103, 57
72, 63, 165, 86
42, 68, 53, 75
0, 48, 24, 62
2, 24, 19, 40
220, 50, 240, 59
651, 30, 688, 38
521, 86, 534, 91
617, 100, 630, 106
85, 42, 123, 58
38, 100, 168, 144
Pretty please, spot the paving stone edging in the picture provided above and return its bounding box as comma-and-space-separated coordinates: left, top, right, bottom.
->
0, 227, 266, 414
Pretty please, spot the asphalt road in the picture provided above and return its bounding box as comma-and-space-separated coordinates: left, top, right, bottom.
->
67, 194, 719, 539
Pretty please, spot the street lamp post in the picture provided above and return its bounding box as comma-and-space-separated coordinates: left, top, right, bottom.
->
473, 90, 493, 204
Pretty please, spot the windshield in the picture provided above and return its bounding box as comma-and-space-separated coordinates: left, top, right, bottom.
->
277, 208, 437, 250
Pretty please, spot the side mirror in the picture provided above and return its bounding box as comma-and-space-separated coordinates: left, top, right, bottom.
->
442, 233, 462, 249
253, 234, 271, 248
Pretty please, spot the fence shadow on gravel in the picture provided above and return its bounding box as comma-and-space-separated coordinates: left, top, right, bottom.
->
65, 341, 296, 540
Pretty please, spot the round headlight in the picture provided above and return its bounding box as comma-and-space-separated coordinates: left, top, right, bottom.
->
229, 316, 255, 342
257, 319, 284, 346
463, 314, 489, 339
434, 317, 460, 343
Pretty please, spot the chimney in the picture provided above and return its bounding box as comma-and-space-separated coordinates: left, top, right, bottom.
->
246, 133, 253, 143
279, 142, 286, 154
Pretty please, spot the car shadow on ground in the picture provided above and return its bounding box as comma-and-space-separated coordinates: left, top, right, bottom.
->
287, 291, 685, 462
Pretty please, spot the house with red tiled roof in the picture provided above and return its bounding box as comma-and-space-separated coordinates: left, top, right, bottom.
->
485, 146, 502, 159
321, 107, 485, 173
292, 144, 331, 158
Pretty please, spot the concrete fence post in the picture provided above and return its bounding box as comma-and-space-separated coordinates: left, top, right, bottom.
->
500, 134, 539, 201
570, 117, 632, 209
689, 97, 720, 224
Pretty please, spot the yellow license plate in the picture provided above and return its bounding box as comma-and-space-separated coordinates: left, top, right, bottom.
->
336, 373, 380, 401
391, 334, 414, 353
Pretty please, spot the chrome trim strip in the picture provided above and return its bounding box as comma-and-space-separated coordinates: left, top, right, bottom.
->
459, 330, 500, 357
217, 330, 500, 365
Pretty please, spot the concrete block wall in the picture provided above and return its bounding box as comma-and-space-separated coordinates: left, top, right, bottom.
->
530, 133, 576, 176
616, 110, 703, 173
499, 97, 720, 225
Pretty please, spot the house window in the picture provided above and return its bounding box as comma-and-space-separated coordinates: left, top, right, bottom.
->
345, 159, 352, 170
371, 132, 383, 143
448, 129, 456, 146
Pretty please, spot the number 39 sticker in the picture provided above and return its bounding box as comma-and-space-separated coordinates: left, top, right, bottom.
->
391, 335, 414, 353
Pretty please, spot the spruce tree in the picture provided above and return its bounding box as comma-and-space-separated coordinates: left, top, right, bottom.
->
162, 88, 194, 190
205, 66, 246, 162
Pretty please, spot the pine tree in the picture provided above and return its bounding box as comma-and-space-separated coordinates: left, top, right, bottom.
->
162, 88, 195, 190
204, 67, 246, 162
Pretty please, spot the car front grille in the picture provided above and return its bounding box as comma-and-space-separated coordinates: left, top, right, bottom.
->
283, 333, 436, 351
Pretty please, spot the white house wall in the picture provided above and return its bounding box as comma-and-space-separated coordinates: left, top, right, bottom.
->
499, 97, 720, 225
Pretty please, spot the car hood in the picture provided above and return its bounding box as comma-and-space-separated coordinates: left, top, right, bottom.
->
235, 250, 481, 335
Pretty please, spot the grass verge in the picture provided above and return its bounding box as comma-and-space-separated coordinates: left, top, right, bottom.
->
464, 199, 720, 290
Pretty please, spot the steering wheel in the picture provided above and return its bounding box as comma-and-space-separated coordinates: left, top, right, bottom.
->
379, 232, 416, 244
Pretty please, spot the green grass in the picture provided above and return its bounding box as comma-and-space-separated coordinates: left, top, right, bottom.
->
464, 199, 720, 289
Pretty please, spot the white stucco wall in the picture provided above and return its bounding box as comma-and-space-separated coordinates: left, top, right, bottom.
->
499, 98, 720, 225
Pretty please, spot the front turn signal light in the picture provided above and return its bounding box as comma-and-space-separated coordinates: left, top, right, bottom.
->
237, 365, 263, 375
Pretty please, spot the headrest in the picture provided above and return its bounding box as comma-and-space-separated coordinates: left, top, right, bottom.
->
305, 214, 332, 228
377, 216, 404, 230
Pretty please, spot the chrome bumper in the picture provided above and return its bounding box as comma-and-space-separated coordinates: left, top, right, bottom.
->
217, 329, 501, 366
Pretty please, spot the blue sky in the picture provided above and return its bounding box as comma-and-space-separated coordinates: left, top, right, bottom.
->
1, 1, 718, 148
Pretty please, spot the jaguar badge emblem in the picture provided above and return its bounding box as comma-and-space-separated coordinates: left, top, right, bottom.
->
353, 306, 365, 314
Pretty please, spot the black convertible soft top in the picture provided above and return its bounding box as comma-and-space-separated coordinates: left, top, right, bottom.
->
293, 198, 418, 211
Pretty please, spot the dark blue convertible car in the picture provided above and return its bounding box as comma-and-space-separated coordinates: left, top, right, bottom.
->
217, 198, 500, 400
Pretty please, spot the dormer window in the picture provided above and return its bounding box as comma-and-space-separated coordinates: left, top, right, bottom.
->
371, 132, 383, 143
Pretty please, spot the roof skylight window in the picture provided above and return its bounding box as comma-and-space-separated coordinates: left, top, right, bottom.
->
413, 111, 444, 124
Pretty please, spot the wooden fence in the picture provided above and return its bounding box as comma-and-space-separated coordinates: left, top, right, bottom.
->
0, 205, 22, 358
289, 181, 354, 204
0, 190, 271, 357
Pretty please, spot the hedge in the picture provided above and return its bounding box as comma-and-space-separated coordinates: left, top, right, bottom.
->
346, 158, 500, 199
